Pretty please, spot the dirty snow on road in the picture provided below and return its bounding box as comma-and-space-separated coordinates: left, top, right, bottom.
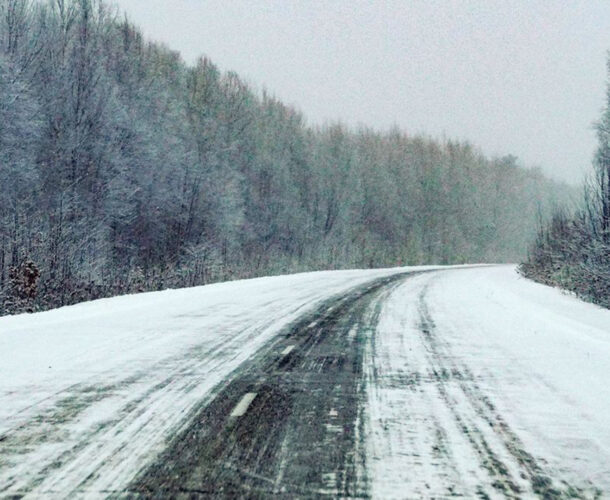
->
0, 266, 429, 497
2, 264, 609, 498
364, 265, 610, 498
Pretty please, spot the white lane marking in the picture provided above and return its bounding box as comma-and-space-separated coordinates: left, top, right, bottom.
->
281, 345, 295, 356
230, 392, 257, 417
325, 423, 342, 433
347, 326, 358, 341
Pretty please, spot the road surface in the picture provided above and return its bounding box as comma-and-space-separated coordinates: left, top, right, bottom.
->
1, 266, 608, 498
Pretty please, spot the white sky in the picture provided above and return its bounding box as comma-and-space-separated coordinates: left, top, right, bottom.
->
115, 0, 610, 185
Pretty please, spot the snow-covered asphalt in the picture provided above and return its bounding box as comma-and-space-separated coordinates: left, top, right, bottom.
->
0, 265, 609, 498
364, 267, 609, 498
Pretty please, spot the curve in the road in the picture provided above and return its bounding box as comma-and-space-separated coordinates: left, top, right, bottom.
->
126, 273, 409, 498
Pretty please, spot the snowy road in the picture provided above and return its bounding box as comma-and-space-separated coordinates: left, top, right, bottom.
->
1, 265, 609, 498
364, 268, 609, 498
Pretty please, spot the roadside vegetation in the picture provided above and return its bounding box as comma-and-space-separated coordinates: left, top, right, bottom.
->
521, 57, 610, 308
0, 0, 572, 315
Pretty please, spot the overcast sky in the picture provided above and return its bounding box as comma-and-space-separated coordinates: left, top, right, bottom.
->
115, 0, 610, 185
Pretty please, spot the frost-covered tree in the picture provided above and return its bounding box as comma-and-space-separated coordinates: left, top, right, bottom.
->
522, 54, 610, 308
0, 0, 573, 315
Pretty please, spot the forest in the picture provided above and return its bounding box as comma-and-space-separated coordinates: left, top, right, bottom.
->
0, 0, 573, 315
521, 57, 610, 308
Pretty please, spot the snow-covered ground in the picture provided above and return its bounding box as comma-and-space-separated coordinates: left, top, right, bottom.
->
0, 266, 435, 497
364, 265, 610, 498
1, 264, 609, 498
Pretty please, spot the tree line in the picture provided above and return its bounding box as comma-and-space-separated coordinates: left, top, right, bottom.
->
521, 56, 610, 308
0, 0, 572, 315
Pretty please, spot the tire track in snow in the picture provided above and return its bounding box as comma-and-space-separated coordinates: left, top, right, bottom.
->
362, 273, 478, 498
362, 271, 599, 499
418, 288, 600, 499
418, 291, 525, 497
